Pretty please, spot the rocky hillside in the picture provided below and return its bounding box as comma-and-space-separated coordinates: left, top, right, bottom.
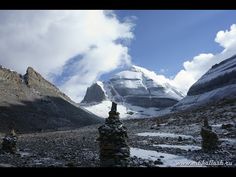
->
81, 65, 184, 118
173, 54, 236, 111
0, 65, 103, 133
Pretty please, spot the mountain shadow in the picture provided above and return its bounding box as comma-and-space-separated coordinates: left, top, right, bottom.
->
0, 96, 103, 134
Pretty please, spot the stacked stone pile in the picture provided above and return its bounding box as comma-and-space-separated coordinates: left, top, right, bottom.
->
1, 129, 18, 154
200, 117, 219, 152
98, 102, 130, 167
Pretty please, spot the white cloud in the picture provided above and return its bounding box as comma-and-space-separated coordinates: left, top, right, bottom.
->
0, 10, 134, 102
169, 24, 236, 94
60, 43, 131, 101
1, 11, 235, 102
215, 24, 236, 51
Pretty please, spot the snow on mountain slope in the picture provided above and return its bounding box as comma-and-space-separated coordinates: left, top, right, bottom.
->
110, 65, 184, 100
81, 65, 183, 118
173, 54, 236, 110
107, 65, 184, 108
130, 147, 203, 167
194, 54, 236, 86
82, 100, 171, 119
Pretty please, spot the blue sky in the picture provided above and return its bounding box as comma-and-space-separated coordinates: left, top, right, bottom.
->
1, 10, 236, 102
108, 10, 236, 78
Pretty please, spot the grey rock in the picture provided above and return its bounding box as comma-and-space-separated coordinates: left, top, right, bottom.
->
0, 66, 103, 133
222, 123, 234, 130
201, 127, 219, 152
81, 82, 106, 103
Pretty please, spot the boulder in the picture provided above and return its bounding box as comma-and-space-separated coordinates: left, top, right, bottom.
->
1, 129, 18, 154
200, 127, 219, 152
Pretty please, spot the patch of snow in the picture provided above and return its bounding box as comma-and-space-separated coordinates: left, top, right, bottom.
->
159, 123, 168, 126
219, 138, 236, 144
137, 132, 194, 140
131, 65, 168, 86
212, 124, 222, 128
83, 100, 128, 118
96, 81, 107, 97
153, 144, 201, 151
131, 65, 184, 100
81, 65, 184, 117
18, 151, 31, 157
112, 70, 143, 81
123, 103, 171, 119
104, 81, 124, 102
0, 163, 15, 167
130, 147, 203, 167
82, 100, 172, 119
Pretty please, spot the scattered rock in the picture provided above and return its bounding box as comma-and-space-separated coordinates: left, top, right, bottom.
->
154, 159, 163, 165
178, 136, 183, 141
203, 117, 212, 130
222, 124, 234, 130
66, 162, 76, 167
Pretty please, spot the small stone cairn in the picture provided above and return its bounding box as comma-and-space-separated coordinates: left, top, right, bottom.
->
1, 129, 18, 154
98, 102, 130, 167
200, 117, 219, 152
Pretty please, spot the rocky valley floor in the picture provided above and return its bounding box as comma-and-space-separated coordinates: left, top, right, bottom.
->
0, 100, 235, 167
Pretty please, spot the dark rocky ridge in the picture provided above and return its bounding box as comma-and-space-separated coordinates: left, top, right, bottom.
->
24, 67, 71, 101
188, 70, 236, 96
188, 55, 236, 96
81, 82, 106, 103
173, 54, 236, 111
0, 66, 103, 133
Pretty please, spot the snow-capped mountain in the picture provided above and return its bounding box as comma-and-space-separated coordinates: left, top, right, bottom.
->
81, 65, 184, 118
173, 54, 236, 110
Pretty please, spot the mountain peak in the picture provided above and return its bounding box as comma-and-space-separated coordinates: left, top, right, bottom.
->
81, 81, 107, 104
114, 64, 175, 89
0, 65, 102, 133
130, 64, 146, 71
24, 66, 47, 87
26, 66, 35, 73
81, 64, 184, 118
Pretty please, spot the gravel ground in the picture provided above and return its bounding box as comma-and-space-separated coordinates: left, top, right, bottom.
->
0, 100, 235, 167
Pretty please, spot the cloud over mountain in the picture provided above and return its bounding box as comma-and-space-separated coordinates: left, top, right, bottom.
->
1, 10, 235, 102
0, 10, 134, 102
169, 24, 236, 94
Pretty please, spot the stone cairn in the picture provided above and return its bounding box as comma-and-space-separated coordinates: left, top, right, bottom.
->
1, 129, 18, 154
98, 102, 130, 167
200, 117, 219, 152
